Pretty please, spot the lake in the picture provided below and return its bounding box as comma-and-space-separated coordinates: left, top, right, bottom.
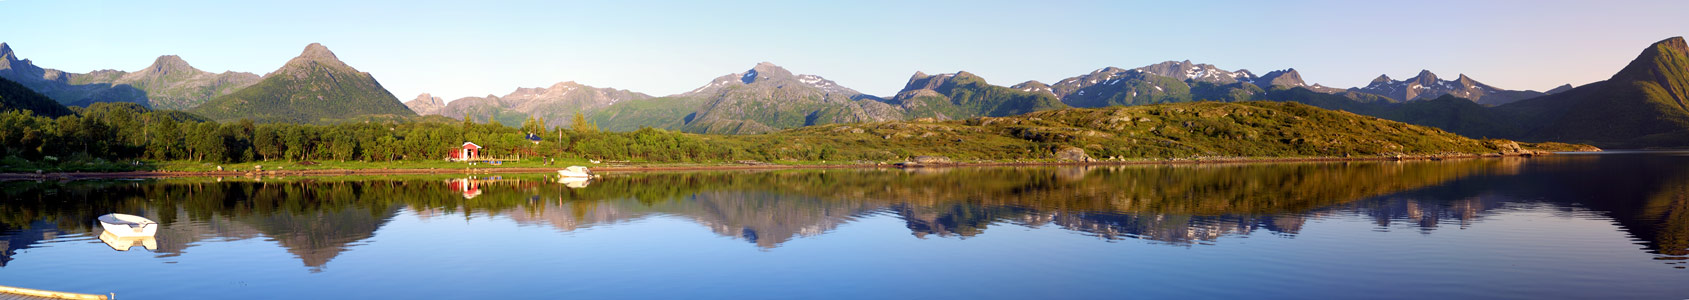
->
3, 152, 1687, 299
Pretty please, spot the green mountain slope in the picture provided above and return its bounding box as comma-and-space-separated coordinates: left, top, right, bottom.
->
590, 96, 708, 132
1493, 37, 1689, 148
0, 76, 73, 117
191, 43, 415, 123
892, 71, 1068, 120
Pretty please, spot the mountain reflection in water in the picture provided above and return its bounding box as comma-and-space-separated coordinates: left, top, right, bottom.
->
3, 152, 1687, 271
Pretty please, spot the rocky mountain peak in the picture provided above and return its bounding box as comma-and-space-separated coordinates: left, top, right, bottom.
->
1452, 73, 1479, 86
279, 43, 355, 74
743, 62, 794, 84
300, 43, 338, 61
1014, 80, 1048, 87
0, 42, 13, 61
1093, 66, 1128, 75
141, 55, 199, 75
414, 93, 443, 105
902, 71, 955, 92
1010, 80, 1055, 95
1661, 36, 1688, 52
1545, 84, 1575, 94
404, 92, 448, 115
1133, 61, 1258, 84
1610, 36, 1689, 83
1410, 70, 1440, 84
1371, 74, 1393, 84
1255, 68, 1306, 87
548, 81, 581, 89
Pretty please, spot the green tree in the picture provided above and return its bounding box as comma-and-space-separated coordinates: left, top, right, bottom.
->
571, 112, 597, 134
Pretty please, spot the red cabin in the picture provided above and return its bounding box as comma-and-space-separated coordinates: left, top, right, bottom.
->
450, 142, 481, 161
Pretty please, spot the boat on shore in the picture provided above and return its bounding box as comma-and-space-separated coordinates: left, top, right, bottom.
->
557, 166, 594, 178
97, 213, 158, 237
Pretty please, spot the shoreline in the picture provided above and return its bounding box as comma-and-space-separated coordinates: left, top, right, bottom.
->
0, 152, 1556, 181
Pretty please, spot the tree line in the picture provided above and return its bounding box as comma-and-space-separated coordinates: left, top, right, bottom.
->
0, 103, 861, 169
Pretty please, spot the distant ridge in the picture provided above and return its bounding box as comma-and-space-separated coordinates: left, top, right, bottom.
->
0, 42, 259, 109
1351, 70, 1545, 106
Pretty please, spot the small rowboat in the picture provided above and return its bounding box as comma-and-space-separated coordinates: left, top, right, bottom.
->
97, 213, 158, 237
557, 166, 594, 178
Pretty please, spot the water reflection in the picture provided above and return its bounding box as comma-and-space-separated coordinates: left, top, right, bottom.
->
3, 152, 1687, 271
98, 231, 157, 251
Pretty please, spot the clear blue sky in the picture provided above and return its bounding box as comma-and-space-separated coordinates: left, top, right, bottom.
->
3, 0, 1687, 101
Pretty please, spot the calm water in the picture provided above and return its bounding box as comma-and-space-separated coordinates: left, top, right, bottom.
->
3, 152, 1688, 299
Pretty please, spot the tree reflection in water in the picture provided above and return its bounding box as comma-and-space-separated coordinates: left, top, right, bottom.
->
3, 152, 1686, 269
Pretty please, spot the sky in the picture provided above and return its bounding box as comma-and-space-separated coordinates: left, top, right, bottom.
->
2, 0, 1687, 102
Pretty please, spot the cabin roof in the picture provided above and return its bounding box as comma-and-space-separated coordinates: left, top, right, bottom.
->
462, 142, 481, 149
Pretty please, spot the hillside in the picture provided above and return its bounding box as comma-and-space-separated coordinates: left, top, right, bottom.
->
0, 76, 73, 117
754, 101, 1572, 161
191, 43, 416, 123
589, 96, 709, 132
1495, 36, 1689, 148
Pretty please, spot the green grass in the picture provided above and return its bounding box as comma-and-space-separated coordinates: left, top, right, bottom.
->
152, 157, 605, 172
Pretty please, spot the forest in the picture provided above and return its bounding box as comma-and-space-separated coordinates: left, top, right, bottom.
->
0, 102, 788, 171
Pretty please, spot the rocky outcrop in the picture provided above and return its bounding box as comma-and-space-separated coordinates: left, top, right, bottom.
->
404, 93, 446, 115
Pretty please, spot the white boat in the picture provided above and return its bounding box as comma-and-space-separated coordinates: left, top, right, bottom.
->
97, 213, 158, 237
557, 166, 594, 178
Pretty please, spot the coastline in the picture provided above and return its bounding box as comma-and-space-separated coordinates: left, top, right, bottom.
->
0, 152, 1563, 181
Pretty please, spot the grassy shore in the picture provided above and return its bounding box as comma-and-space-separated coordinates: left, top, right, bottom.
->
0, 150, 1581, 181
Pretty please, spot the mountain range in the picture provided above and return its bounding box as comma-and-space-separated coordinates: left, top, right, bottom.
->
3, 36, 1687, 148
1352, 70, 1549, 106
407, 81, 652, 128
416, 62, 1061, 134
0, 43, 259, 110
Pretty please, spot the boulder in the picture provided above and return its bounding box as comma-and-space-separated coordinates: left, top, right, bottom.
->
911, 156, 952, 164
1484, 140, 1526, 155
1057, 147, 1090, 162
